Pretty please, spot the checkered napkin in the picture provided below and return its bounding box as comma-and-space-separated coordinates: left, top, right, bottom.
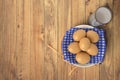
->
62, 27, 106, 64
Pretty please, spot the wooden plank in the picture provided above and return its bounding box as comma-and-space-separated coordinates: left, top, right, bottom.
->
30, 0, 45, 80
0, 0, 5, 80
21, 0, 32, 79
72, 0, 86, 26
85, 0, 100, 80
16, 0, 24, 80
44, 0, 58, 80
71, 0, 86, 80
16, 0, 32, 80
113, 0, 120, 80
99, 0, 114, 80
57, 0, 72, 80
0, 0, 17, 80
0, 0, 4, 64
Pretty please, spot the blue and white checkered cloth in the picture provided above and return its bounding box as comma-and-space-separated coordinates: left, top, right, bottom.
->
62, 27, 106, 64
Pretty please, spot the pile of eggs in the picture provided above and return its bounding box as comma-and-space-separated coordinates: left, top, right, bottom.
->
68, 30, 99, 64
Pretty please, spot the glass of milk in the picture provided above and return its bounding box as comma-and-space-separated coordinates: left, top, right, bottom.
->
88, 7, 112, 27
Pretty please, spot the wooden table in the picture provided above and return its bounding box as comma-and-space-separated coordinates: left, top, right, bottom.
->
0, 0, 120, 80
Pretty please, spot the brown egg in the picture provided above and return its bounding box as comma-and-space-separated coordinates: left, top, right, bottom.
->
73, 30, 86, 41
87, 30, 99, 43
87, 44, 98, 56
79, 38, 91, 51
68, 42, 81, 54
76, 52, 90, 64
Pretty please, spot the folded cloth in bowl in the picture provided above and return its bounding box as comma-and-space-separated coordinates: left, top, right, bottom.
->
62, 27, 106, 64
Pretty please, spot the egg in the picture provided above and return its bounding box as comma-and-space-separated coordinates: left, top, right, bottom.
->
87, 30, 99, 43
87, 44, 98, 56
68, 42, 81, 54
79, 38, 91, 51
76, 52, 90, 64
73, 30, 86, 41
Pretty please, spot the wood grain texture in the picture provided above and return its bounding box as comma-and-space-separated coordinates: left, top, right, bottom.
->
99, 0, 114, 80
0, 0, 120, 80
0, 0, 17, 80
85, 0, 100, 80
0, 0, 5, 79
30, 0, 45, 80
16, 0, 24, 79
57, 0, 72, 80
113, 0, 120, 80
0, 1, 4, 79
44, 0, 58, 80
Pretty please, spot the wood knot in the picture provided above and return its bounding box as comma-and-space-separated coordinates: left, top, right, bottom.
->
17, 25, 20, 28
90, 12, 93, 15
85, 0, 90, 5
40, 33, 44, 41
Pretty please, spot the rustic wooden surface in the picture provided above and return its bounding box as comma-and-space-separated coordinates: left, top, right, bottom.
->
0, 0, 120, 80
